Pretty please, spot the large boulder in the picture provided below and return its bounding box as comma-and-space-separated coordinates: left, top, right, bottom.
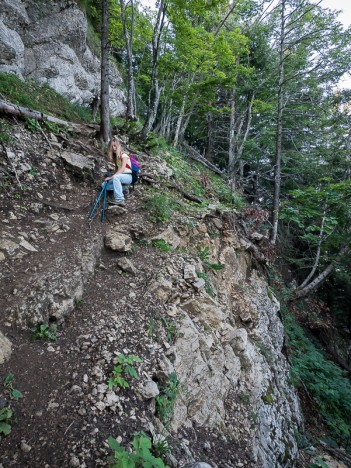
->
0, 21, 25, 77
0, 0, 126, 114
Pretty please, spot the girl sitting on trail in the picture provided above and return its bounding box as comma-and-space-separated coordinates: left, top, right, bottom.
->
104, 136, 132, 207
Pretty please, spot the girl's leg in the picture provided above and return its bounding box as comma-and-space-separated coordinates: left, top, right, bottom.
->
112, 174, 132, 201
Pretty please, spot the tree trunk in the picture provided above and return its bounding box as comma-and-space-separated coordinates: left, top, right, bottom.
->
205, 110, 215, 162
120, 0, 137, 121
0, 99, 97, 135
298, 206, 327, 289
228, 88, 236, 191
178, 99, 195, 144
293, 263, 335, 300
270, 0, 286, 245
100, 0, 110, 142
140, 0, 167, 139
173, 98, 185, 147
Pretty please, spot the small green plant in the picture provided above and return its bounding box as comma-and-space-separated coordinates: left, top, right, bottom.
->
148, 319, 156, 341
197, 246, 224, 271
26, 118, 41, 133
151, 240, 172, 253
31, 323, 58, 341
309, 456, 330, 468
108, 354, 142, 390
197, 271, 216, 297
248, 410, 259, 428
239, 393, 250, 405
0, 118, 12, 143
161, 318, 177, 344
155, 373, 179, 426
0, 407, 13, 436
74, 297, 84, 308
254, 340, 274, 365
108, 432, 169, 467
145, 194, 174, 223
43, 120, 62, 133
29, 166, 38, 177
3, 373, 23, 401
152, 434, 170, 458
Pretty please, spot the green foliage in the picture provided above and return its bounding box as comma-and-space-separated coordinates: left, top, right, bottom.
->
151, 240, 172, 253
161, 318, 177, 344
0, 407, 13, 436
197, 271, 216, 297
108, 432, 170, 468
31, 323, 58, 342
0, 118, 12, 143
3, 372, 23, 401
108, 354, 142, 390
155, 373, 179, 426
43, 120, 62, 134
197, 246, 224, 270
285, 314, 351, 444
25, 118, 41, 133
0, 72, 93, 123
74, 297, 84, 308
144, 194, 174, 223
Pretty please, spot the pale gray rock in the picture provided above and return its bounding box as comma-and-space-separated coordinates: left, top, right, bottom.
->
184, 464, 213, 468
60, 151, 95, 177
181, 293, 225, 326
149, 277, 173, 302
192, 278, 206, 290
20, 440, 32, 453
0, 0, 126, 113
0, 238, 19, 256
139, 380, 159, 400
183, 264, 197, 281
116, 257, 137, 275
0, 332, 12, 364
0, 20, 25, 77
105, 230, 133, 253
105, 391, 119, 407
151, 226, 181, 249
170, 313, 230, 430
19, 239, 37, 252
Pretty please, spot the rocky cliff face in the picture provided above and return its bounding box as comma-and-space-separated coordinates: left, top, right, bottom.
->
0, 0, 126, 115
0, 123, 302, 466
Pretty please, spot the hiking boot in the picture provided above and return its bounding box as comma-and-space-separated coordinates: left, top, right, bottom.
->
109, 199, 125, 207
122, 186, 130, 198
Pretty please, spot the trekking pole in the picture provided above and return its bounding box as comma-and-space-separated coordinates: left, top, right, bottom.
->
88, 182, 107, 222
101, 181, 108, 222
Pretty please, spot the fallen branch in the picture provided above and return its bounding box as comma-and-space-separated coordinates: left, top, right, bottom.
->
179, 141, 225, 176
0, 99, 97, 136
140, 174, 157, 184
167, 183, 203, 203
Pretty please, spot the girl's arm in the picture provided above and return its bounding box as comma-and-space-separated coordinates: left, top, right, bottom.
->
104, 154, 128, 180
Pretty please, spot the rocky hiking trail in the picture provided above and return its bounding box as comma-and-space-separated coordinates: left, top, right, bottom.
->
0, 124, 250, 467
0, 122, 306, 468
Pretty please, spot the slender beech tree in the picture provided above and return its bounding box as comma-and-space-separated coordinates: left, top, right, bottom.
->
140, 0, 168, 139
119, 0, 137, 120
100, 0, 111, 142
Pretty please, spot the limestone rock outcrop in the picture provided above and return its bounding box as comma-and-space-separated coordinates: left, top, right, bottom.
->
0, 0, 126, 115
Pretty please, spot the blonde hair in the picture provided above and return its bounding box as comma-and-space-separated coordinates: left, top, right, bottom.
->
107, 135, 122, 163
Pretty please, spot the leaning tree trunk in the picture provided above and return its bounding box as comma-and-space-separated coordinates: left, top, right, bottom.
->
293, 263, 335, 300
177, 99, 195, 145
100, 0, 110, 142
271, 0, 286, 245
